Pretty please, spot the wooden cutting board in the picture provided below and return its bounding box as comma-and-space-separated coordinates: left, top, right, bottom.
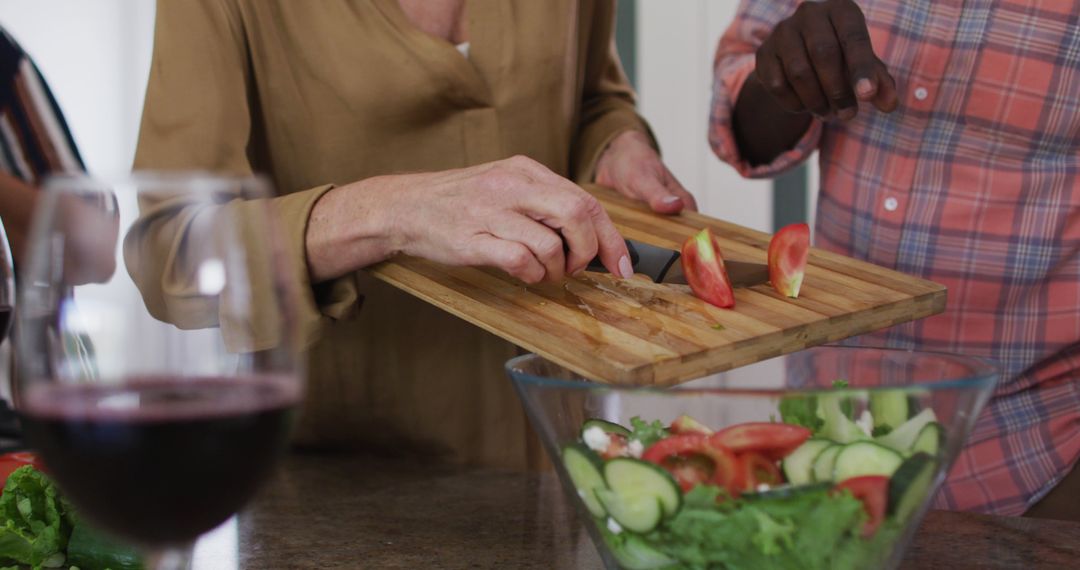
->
368, 185, 946, 386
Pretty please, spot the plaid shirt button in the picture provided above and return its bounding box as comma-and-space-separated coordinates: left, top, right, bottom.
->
914, 86, 929, 101
883, 197, 899, 211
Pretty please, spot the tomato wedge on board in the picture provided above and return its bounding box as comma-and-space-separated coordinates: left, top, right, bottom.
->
681, 228, 735, 309
642, 434, 740, 493
669, 414, 714, 436
0, 451, 44, 489
834, 475, 889, 537
739, 452, 783, 491
710, 422, 812, 461
768, 222, 810, 298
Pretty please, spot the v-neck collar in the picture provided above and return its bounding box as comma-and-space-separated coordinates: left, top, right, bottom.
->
373, 0, 493, 107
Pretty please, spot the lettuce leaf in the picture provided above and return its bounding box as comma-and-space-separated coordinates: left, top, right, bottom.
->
0, 466, 77, 569
628, 417, 669, 448
636, 487, 882, 569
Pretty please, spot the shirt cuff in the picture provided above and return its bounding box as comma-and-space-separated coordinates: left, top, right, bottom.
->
571, 106, 658, 184
270, 184, 361, 347
708, 53, 823, 179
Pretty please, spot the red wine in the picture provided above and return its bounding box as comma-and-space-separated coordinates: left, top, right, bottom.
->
20, 376, 299, 547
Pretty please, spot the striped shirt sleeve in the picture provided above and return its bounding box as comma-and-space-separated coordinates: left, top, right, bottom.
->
0, 27, 84, 185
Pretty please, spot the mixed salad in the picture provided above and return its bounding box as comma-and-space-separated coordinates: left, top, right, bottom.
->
0, 453, 141, 570
561, 385, 944, 569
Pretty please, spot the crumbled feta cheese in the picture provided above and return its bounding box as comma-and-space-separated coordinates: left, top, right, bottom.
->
583, 426, 611, 452
756, 483, 772, 493
856, 409, 874, 436
607, 518, 623, 534
627, 439, 645, 458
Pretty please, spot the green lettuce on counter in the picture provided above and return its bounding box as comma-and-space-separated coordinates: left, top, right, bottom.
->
0, 466, 76, 570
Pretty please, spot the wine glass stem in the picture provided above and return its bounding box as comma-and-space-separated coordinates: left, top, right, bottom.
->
145, 544, 195, 570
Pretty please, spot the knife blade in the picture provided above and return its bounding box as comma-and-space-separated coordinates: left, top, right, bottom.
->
586, 239, 770, 287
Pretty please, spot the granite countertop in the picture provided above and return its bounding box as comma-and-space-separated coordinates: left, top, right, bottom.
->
217, 452, 1080, 569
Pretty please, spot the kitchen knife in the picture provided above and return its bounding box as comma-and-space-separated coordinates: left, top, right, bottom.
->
587, 239, 770, 287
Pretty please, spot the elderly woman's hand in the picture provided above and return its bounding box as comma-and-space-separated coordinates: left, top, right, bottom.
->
595, 130, 698, 215
306, 155, 633, 284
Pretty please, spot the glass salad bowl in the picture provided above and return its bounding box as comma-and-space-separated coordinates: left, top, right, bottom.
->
506, 346, 998, 570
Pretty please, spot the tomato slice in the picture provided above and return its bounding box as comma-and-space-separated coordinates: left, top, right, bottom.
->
834, 476, 889, 537
768, 222, 810, 298
681, 228, 735, 308
701, 444, 739, 492
642, 434, 739, 494
664, 454, 714, 493
669, 414, 714, 436
740, 452, 783, 491
0, 451, 43, 489
710, 422, 812, 461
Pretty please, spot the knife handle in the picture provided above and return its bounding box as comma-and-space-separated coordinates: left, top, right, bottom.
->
585, 239, 639, 272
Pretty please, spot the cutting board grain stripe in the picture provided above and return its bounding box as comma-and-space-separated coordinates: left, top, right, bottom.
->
367, 185, 948, 385
599, 188, 941, 296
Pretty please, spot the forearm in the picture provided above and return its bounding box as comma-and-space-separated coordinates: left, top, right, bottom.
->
0, 173, 40, 266
304, 176, 406, 283
732, 71, 815, 167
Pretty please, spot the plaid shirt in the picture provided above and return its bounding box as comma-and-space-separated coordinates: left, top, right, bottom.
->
711, 0, 1080, 516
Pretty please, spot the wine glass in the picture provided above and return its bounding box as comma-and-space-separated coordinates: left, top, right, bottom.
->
15, 172, 304, 569
0, 217, 16, 444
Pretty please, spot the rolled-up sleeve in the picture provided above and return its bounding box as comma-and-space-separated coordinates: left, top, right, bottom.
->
130, 0, 358, 348
709, 0, 822, 179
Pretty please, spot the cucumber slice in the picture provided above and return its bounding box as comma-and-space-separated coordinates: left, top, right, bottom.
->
811, 444, 842, 482
819, 394, 869, 443
604, 458, 682, 518
870, 390, 909, 432
876, 408, 938, 453
611, 535, 678, 570
833, 441, 904, 481
596, 489, 663, 534
67, 523, 143, 570
912, 422, 944, 456
888, 452, 938, 523
781, 438, 833, 485
583, 418, 632, 438
562, 444, 608, 517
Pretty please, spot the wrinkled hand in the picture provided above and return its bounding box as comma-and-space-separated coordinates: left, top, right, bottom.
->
595, 130, 698, 215
390, 155, 632, 284
756, 0, 898, 120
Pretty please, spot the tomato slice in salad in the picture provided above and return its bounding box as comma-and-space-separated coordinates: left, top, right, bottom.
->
0, 451, 43, 489
739, 452, 783, 491
642, 434, 739, 494
710, 422, 812, 461
768, 222, 810, 298
834, 476, 889, 537
664, 454, 714, 492
681, 228, 735, 309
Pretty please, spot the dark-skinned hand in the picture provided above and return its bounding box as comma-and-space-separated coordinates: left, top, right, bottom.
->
754, 0, 899, 120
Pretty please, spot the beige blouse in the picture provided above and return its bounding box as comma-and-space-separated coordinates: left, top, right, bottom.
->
132, 0, 652, 469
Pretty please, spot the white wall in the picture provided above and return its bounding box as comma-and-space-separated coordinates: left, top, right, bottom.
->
635, 0, 773, 233
0, 0, 155, 176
